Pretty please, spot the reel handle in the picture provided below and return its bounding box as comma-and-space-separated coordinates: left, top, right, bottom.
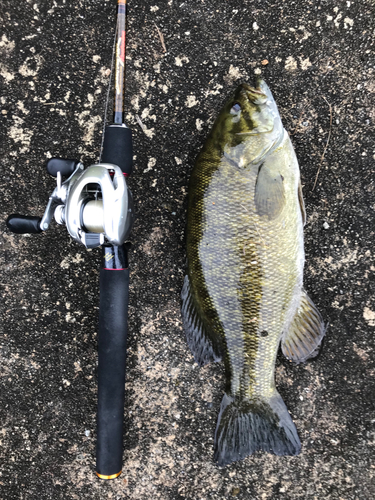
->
6, 214, 42, 234
96, 245, 129, 479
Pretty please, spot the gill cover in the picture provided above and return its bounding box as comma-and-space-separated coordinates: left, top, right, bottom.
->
209, 79, 284, 167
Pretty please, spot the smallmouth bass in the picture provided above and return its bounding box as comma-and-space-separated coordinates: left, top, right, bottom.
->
182, 79, 325, 466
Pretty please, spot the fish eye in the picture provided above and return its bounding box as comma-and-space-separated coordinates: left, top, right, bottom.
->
230, 102, 241, 114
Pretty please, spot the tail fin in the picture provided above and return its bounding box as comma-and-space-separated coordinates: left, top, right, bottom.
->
214, 391, 301, 466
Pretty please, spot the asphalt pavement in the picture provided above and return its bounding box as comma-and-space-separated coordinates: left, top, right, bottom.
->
1, 0, 374, 498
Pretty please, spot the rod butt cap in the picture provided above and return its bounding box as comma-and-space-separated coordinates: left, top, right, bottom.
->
96, 471, 122, 480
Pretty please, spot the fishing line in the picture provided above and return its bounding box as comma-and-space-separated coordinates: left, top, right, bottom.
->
99, 21, 118, 163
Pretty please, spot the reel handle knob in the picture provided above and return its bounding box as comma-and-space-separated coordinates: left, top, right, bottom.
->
46, 158, 80, 178
6, 215, 42, 234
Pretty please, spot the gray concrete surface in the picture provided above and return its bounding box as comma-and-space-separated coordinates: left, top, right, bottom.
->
1, 0, 374, 498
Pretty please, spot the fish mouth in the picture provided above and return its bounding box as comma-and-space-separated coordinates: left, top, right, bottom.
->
241, 81, 267, 102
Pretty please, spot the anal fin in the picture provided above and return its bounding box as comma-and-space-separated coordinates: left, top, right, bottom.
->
282, 291, 326, 364
181, 275, 222, 366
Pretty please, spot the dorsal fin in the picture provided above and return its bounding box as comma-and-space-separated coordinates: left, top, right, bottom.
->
298, 180, 306, 226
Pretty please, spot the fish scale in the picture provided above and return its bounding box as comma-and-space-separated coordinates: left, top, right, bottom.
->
182, 79, 325, 466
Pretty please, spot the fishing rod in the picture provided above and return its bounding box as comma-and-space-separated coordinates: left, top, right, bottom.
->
7, 0, 133, 480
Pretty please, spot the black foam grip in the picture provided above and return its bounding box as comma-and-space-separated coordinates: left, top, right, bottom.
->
6, 214, 42, 234
101, 125, 133, 176
96, 267, 129, 478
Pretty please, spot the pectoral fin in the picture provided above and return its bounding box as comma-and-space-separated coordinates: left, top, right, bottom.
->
282, 291, 326, 364
181, 275, 222, 366
255, 165, 286, 220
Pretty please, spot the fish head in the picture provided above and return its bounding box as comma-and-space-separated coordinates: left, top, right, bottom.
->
213, 79, 284, 166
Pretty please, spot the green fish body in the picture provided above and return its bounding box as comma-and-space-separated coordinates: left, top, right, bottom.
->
182, 80, 325, 466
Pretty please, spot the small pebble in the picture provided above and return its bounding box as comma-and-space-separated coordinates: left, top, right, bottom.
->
323, 222, 330, 230
84, 430, 91, 437
261, 59, 269, 65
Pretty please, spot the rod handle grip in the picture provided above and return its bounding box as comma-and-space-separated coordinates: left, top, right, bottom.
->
6, 214, 42, 234
96, 266, 129, 479
101, 125, 133, 176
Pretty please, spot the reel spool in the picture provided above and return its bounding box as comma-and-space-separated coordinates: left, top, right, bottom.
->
62, 162, 133, 248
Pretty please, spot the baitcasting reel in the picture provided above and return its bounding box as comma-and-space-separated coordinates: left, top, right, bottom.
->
7, 155, 134, 249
